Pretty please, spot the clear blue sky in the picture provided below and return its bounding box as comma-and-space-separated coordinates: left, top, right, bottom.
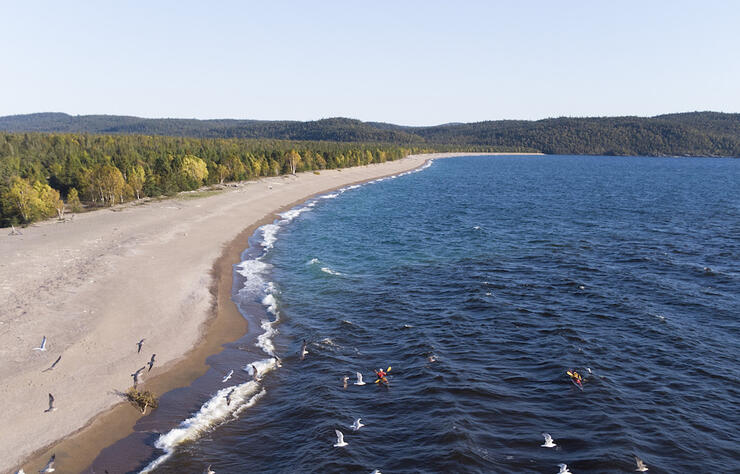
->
2, 1, 739, 125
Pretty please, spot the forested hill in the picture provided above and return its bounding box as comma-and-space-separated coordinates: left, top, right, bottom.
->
1, 112, 740, 156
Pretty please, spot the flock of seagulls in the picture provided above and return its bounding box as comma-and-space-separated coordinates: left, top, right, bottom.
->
25, 334, 159, 472
541, 430, 648, 471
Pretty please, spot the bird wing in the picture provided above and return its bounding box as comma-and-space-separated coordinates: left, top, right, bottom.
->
335, 429, 344, 443
51, 355, 61, 368
356, 372, 363, 383
42, 453, 55, 471
48, 393, 54, 407
41, 336, 47, 348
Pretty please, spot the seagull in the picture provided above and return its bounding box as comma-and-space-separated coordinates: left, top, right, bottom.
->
342, 375, 349, 389
33, 336, 47, 351
131, 366, 146, 387
136, 338, 145, 354
635, 456, 649, 471
16, 469, 26, 474
44, 393, 56, 413
225, 388, 235, 406
370, 471, 382, 474
39, 453, 55, 472
333, 429, 348, 447
147, 354, 156, 372
351, 418, 364, 431
43, 355, 62, 372
300, 339, 308, 360
251, 364, 261, 382
204, 465, 215, 474
557, 463, 572, 474
222, 369, 234, 383
541, 433, 557, 448
354, 372, 366, 386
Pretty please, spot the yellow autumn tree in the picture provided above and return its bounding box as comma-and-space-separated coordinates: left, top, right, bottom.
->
180, 155, 208, 189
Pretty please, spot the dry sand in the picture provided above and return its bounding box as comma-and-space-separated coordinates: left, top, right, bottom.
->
0, 152, 526, 473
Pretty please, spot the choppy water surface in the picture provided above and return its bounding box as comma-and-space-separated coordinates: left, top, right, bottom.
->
96, 155, 739, 473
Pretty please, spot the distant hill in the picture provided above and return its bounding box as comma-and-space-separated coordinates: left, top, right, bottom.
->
1, 111, 739, 156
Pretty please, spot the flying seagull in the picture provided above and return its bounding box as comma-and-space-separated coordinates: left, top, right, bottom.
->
39, 453, 55, 473
33, 336, 47, 351
44, 393, 56, 413
136, 338, 145, 354
222, 369, 234, 383
204, 465, 215, 474
635, 456, 649, 472
226, 388, 235, 406
354, 372, 366, 386
351, 418, 364, 431
300, 339, 308, 360
541, 433, 557, 448
147, 354, 156, 372
43, 355, 62, 373
131, 366, 146, 387
557, 464, 572, 474
333, 429, 348, 447
342, 375, 349, 389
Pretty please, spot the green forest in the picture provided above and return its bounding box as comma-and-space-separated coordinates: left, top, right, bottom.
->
0, 132, 513, 226
2, 111, 740, 156
2, 110, 739, 226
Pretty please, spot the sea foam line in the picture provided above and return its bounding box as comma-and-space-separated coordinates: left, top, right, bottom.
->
140, 383, 266, 473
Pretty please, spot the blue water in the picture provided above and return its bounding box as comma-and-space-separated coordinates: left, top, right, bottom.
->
101, 155, 740, 473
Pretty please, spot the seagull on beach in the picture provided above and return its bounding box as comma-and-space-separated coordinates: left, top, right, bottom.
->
351, 418, 364, 431
131, 366, 146, 387
541, 433, 557, 448
44, 393, 56, 413
635, 456, 649, 471
300, 339, 308, 360
136, 338, 145, 354
43, 355, 62, 372
342, 375, 349, 389
33, 336, 47, 351
226, 388, 235, 406
557, 463, 572, 474
333, 429, 348, 447
354, 372, 366, 386
39, 453, 55, 472
147, 354, 156, 372
222, 369, 234, 383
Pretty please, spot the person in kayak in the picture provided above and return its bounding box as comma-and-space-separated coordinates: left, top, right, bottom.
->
374, 367, 390, 387
567, 369, 583, 388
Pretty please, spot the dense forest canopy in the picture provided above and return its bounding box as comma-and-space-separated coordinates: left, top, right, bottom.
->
0, 132, 517, 226
1, 111, 740, 157
2, 110, 738, 226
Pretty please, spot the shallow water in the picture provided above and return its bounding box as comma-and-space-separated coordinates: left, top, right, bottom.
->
91, 155, 739, 473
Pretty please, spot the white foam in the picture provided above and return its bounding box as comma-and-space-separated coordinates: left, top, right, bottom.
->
243, 357, 279, 377
279, 206, 313, 222
307, 257, 321, 265
235, 258, 270, 296
140, 384, 266, 473
261, 223, 280, 249
321, 267, 343, 276
320, 193, 339, 199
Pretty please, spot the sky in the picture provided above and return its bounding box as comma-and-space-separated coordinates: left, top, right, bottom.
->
2, 1, 739, 126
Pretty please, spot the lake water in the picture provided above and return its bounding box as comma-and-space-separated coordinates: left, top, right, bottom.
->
92, 155, 739, 473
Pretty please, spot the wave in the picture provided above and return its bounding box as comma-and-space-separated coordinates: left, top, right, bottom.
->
307, 257, 321, 265
321, 267, 343, 276
140, 384, 266, 473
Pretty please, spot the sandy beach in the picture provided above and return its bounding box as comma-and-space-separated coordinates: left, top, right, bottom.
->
0, 152, 524, 473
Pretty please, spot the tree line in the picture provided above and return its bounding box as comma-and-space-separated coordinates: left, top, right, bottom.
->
1, 112, 739, 157
0, 132, 514, 226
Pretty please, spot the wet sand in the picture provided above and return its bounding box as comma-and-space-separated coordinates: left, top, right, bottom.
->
2, 152, 534, 473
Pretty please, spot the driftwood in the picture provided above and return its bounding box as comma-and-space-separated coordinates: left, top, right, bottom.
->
9, 225, 23, 236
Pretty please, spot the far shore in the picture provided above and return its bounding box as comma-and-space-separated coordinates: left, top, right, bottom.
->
2, 151, 541, 473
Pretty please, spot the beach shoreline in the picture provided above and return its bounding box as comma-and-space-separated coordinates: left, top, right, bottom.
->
3, 152, 538, 473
